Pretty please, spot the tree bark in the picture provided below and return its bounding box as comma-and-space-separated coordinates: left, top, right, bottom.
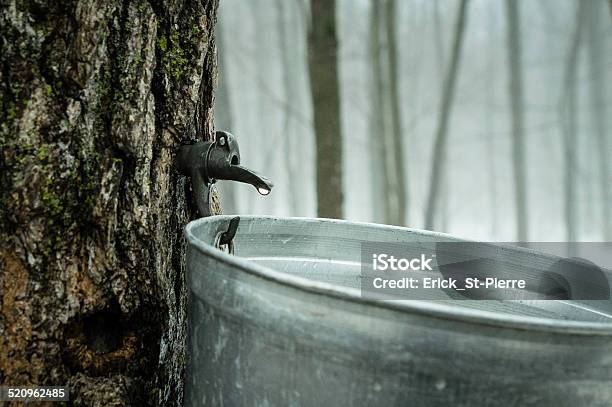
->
308, 0, 343, 218
504, 0, 529, 242
424, 0, 469, 230
0, 0, 218, 405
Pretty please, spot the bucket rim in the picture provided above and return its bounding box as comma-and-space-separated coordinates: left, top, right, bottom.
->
185, 215, 612, 336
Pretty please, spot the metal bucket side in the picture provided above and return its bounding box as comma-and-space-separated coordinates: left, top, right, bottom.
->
184, 216, 612, 407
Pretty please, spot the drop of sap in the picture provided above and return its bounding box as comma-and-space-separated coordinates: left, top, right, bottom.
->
258, 187, 270, 196
435, 378, 446, 391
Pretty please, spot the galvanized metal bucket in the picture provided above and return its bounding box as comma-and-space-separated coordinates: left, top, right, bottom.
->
184, 216, 612, 407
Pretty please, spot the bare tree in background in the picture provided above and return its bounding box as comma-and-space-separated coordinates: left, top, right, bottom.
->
504, 0, 528, 242
560, 2, 585, 252
308, 0, 343, 218
277, 0, 302, 215
249, 0, 276, 214
432, 0, 445, 92
586, 0, 611, 241
369, 0, 390, 224
385, 0, 407, 226
369, 0, 406, 226
424, 0, 469, 230
215, 19, 237, 214
485, 2, 499, 239
432, 0, 450, 232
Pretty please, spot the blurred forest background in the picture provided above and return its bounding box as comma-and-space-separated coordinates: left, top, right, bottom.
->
214, 0, 611, 243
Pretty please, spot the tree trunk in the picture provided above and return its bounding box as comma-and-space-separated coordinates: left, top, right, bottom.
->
585, 0, 611, 241
561, 2, 586, 253
424, 0, 469, 230
308, 0, 343, 218
368, 0, 389, 224
504, 0, 529, 242
214, 17, 237, 214
485, 2, 498, 239
369, 0, 405, 226
0, 0, 218, 405
385, 0, 407, 226
432, 0, 449, 232
432, 0, 445, 86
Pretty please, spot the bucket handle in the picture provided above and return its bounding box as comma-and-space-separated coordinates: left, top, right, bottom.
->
214, 216, 240, 255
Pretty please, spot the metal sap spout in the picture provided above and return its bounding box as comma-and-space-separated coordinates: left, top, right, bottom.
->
213, 163, 274, 195
177, 130, 273, 217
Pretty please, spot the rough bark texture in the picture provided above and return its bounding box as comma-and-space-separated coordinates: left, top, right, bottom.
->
308, 0, 343, 219
0, 0, 218, 405
424, 0, 468, 231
